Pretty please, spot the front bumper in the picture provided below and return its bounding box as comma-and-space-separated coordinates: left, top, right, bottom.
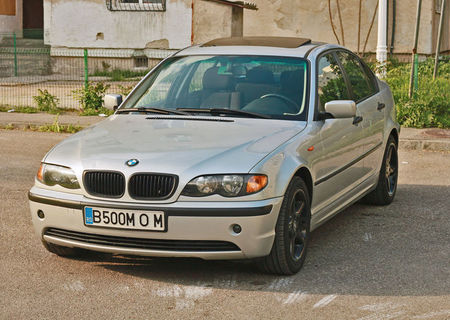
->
29, 187, 283, 260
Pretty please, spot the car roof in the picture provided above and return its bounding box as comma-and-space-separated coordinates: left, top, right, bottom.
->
202, 36, 312, 48
174, 37, 326, 59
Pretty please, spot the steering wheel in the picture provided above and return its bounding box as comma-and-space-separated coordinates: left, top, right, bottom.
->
259, 94, 300, 114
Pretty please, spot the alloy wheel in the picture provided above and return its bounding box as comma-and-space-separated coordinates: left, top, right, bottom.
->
385, 144, 398, 196
288, 190, 308, 262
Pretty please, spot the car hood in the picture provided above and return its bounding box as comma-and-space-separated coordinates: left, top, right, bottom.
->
44, 115, 306, 177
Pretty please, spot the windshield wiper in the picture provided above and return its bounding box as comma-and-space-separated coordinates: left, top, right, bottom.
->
116, 106, 189, 115
177, 108, 271, 119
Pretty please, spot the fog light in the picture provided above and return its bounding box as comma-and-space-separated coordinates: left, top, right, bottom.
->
232, 224, 242, 234
37, 210, 45, 219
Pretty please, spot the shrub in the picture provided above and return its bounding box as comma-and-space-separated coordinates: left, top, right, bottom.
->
118, 84, 134, 97
72, 82, 110, 112
383, 57, 450, 128
33, 89, 60, 113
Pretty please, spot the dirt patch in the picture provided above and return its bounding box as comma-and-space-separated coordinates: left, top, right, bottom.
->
423, 129, 450, 139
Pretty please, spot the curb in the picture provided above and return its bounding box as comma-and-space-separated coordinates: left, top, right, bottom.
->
399, 139, 450, 152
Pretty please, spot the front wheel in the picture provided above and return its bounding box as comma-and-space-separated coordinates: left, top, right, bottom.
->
256, 177, 311, 275
363, 135, 398, 205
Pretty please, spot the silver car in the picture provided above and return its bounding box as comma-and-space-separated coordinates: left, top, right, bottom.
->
29, 37, 399, 275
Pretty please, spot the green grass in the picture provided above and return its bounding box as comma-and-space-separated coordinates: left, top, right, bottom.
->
1, 115, 83, 133
377, 57, 450, 128
0, 104, 79, 115
0, 105, 38, 113
79, 107, 114, 116
90, 68, 149, 81
35, 122, 83, 134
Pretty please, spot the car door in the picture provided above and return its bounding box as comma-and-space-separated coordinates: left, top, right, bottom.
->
312, 52, 366, 213
336, 51, 384, 178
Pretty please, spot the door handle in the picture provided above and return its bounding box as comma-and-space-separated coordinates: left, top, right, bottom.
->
377, 102, 385, 111
353, 116, 363, 125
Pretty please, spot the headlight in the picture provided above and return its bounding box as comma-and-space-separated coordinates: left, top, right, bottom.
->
37, 163, 80, 189
182, 174, 267, 197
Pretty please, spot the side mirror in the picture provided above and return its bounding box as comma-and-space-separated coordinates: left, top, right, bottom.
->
323, 100, 356, 119
104, 94, 123, 111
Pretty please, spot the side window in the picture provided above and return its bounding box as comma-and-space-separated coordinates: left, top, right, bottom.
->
337, 52, 377, 101
317, 53, 351, 112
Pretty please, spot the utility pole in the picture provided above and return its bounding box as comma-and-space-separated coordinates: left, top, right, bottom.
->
409, 0, 422, 99
376, 0, 388, 77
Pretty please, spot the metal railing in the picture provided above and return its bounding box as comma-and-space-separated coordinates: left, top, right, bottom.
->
0, 33, 171, 110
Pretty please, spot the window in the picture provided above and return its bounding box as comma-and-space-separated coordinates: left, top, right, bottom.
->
134, 56, 148, 68
337, 52, 377, 102
0, 0, 15, 15
317, 53, 350, 111
106, 0, 165, 11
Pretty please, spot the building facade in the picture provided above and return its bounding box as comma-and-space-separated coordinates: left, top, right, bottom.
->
1, 0, 449, 67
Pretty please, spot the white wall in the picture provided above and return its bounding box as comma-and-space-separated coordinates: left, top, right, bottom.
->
0, 0, 22, 35
44, 0, 192, 49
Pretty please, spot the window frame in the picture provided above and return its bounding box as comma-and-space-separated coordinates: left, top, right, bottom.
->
106, 0, 166, 12
314, 49, 352, 120
335, 50, 379, 103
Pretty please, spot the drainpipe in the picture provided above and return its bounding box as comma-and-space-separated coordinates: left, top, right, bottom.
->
376, 0, 388, 77
390, 0, 396, 54
409, 0, 422, 98
191, 0, 195, 44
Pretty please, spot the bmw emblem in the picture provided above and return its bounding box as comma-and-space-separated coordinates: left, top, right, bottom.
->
126, 159, 139, 167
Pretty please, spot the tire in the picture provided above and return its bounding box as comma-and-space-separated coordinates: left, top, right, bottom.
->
363, 135, 398, 205
256, 176, 311, 275
42, 240, 81, 257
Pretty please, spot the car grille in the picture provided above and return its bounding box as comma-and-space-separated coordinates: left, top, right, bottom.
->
84, 171, 125, 198
128, 174, 177, 200
44, 228, 240, 252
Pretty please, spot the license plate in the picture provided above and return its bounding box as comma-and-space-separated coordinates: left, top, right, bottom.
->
83, 207, 165, 231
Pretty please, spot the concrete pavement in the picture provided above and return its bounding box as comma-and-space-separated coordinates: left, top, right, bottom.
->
0, 111, 449, 151
0, 129, 449, 319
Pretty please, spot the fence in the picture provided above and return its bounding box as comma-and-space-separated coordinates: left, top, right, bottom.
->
0, 33, 171, 110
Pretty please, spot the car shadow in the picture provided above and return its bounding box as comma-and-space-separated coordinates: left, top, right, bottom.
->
70, 183, 450, 297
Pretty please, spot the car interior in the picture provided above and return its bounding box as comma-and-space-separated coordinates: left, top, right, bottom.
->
185, 64, 306, 116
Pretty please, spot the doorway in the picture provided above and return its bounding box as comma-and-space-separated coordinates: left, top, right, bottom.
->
23, 0, 43, 39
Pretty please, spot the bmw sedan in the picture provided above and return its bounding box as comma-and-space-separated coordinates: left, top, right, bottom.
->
29, 37, 399, 275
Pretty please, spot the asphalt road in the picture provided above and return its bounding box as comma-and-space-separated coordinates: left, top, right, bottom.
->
0, 129, 449, 320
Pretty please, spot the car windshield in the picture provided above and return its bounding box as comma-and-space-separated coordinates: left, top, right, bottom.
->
119, 55, 309, 120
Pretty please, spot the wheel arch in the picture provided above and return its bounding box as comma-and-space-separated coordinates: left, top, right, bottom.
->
293, 166, 313, 204
390, 127, 399, 145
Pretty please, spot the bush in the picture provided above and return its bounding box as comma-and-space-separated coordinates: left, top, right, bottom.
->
118, 84, 134, 97
72, 82, 110, 112
33, 89, 60, 113
383, 57, 450, 128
